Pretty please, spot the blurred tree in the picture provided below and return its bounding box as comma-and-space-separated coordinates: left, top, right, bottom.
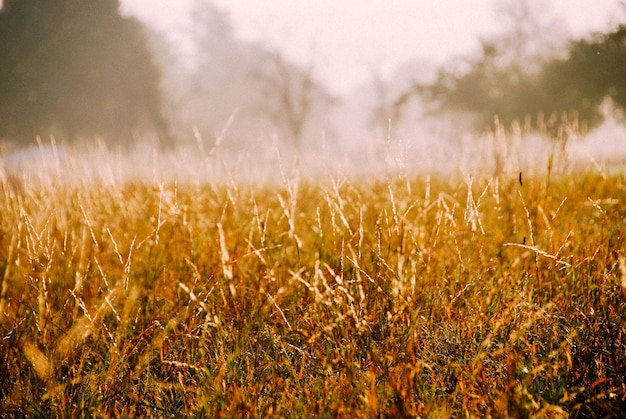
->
0, 0, 171, 146
395, 0, 566, 130
151, 0, 336, 156
397, 1, 626, 135
537, 25, 626, 127
252, 51, 335, 155
178, 0, 269, 147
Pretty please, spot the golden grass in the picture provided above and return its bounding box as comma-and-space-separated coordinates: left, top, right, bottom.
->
0, 138, 625, 417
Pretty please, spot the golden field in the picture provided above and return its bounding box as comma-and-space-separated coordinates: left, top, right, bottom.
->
0, 135, 625, 417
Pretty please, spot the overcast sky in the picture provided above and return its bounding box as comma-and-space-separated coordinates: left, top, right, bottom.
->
122, 0, 622, 94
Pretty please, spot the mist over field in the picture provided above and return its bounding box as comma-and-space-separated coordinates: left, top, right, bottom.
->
0, 0, 625, 180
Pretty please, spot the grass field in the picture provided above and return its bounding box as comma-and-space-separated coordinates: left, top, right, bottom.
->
0, 133, 625, 417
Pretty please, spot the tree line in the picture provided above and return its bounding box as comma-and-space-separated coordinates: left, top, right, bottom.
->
396, 6, 626, 135
0, 0, 624, 148
0, 0, 331, 152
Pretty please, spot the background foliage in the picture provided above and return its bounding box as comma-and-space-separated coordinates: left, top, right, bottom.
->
398, 4, 626, 133
0, 0, 170, 144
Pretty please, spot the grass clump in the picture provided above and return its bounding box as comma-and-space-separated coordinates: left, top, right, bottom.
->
0, 148, 625, 417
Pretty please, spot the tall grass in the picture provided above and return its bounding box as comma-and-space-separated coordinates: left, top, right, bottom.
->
0, 127, 625, 417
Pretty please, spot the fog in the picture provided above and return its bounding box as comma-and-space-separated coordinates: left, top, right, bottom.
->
124, 0, 621, 95
1, 0, 626, 183
134, 0, 626, 180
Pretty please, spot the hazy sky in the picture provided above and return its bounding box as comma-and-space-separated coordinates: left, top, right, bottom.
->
122, 0, 622, 94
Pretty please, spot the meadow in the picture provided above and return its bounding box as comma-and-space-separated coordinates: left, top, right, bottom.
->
0, 128, 625, 417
